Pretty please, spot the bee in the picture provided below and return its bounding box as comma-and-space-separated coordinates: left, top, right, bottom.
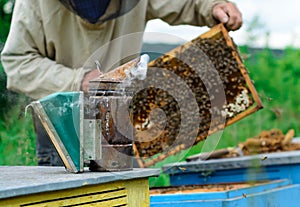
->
178, 167, 187, 171
261, 156, 268, 161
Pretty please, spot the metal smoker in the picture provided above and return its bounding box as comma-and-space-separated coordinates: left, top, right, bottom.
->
30, 55, 149, 173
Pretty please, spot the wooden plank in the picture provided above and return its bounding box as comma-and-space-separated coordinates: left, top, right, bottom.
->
26, 189, 127, 207
224, 184, 300, 207
150, 180, 300, 207
125, 178, 151, 207
0, 178, 153, 207
30, 102, 76, 172
71, 196, 128, 207
0, 180, 127, 206
0, 167, 160, 200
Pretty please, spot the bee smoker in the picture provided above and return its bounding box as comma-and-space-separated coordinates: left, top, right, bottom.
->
87, 80, 134, 172
87, 55, 148, 171
30, 55, 148, 173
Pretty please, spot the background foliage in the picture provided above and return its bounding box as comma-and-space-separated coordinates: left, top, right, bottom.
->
0, 0, 36, 166
0, 0, 15, 117
0, 1, 299, 187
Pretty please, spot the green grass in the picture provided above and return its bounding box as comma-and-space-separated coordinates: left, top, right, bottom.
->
0, 102, 37, 166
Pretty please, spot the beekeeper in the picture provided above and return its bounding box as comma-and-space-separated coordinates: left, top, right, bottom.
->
1, 0, 242, 166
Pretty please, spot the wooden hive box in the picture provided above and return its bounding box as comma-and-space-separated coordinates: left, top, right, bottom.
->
150, 180, 300, 207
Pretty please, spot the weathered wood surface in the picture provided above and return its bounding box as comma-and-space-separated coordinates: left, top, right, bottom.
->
0, 166, 159, 199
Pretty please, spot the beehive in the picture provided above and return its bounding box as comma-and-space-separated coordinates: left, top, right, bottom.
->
131, 23, 262, 167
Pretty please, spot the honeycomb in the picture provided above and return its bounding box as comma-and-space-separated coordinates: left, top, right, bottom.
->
130, 24, 263, 167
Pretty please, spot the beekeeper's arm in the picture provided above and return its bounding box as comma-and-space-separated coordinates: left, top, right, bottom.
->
147, 0, 242, 31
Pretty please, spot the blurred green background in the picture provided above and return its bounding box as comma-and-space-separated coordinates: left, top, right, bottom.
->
0, 0, 299, 187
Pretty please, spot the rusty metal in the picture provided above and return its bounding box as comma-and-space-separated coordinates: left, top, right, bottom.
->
88, 76, 135, 171
89, 144, 133, 172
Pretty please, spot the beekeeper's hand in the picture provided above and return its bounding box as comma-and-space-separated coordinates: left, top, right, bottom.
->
81, 69, 102, 93
212, 2, 242, 31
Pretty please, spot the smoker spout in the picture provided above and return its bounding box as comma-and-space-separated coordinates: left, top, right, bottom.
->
130, 54, 149, 80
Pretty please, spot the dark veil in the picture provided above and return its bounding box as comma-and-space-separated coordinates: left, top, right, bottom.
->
59, 0, 140, 23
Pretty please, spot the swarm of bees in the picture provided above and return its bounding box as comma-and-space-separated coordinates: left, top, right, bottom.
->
129, 24, 262, 167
